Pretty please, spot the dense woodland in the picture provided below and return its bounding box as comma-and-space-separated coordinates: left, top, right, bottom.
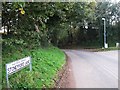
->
2, 2, 120, 49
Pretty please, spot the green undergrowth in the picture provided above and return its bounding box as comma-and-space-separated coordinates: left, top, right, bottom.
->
85, 47, 120, 52
2, 45, 65, 88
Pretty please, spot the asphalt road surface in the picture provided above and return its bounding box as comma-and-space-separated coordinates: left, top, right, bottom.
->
64, 50, 118, 88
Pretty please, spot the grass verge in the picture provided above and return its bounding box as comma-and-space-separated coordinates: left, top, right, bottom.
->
2, 46, 65, 88
90, 47, 120, 52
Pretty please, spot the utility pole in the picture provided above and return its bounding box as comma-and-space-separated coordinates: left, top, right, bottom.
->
102, 18, 108, 48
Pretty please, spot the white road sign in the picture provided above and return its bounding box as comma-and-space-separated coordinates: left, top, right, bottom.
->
6, 56, 32, 88
6, 56, 31, 75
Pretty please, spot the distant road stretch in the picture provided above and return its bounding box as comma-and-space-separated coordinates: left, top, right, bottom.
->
64, 50, 118, 88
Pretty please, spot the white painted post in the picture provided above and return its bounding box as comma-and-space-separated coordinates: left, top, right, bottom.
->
116, 43, 119, 48
105, 43, 108, 48
6, 64, 9, 88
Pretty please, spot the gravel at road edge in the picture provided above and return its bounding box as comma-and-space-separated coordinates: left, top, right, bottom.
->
55, 52, 76, 88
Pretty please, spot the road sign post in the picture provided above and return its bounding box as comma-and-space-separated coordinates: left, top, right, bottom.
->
6, 56, 32, 88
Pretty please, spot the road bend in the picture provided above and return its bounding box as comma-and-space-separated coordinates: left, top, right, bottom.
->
64, 50, 118, 88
